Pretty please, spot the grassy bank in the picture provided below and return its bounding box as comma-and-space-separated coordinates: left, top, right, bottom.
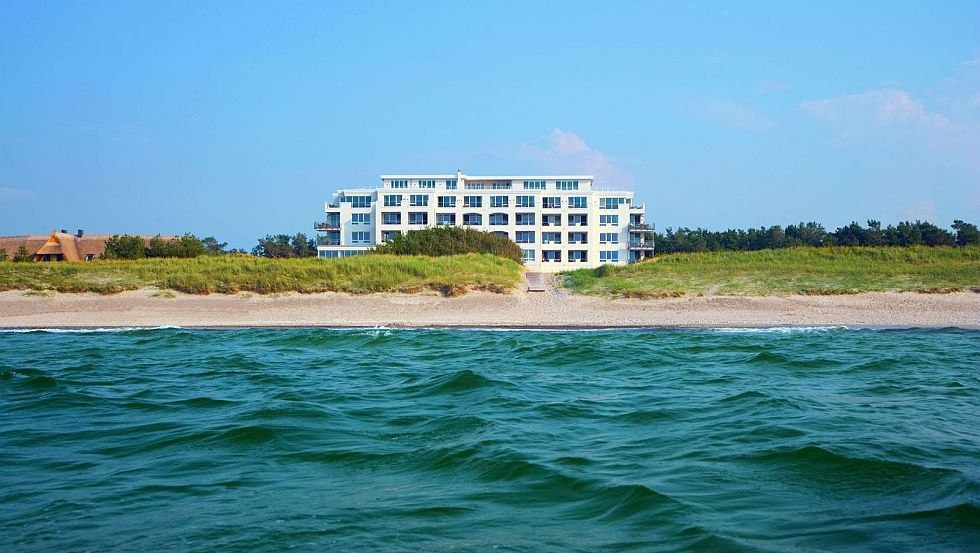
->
0, 253, 524, 295
563, 246, 980, 297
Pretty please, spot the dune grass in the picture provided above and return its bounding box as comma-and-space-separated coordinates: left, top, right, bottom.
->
562, 246, 980, 298
0, 253, 524, 296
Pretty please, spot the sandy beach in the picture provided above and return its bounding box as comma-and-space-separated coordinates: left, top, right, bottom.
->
1, 287, 977, 329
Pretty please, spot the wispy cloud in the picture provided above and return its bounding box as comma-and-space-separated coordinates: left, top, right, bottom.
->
0, 186, 34, 201
800, 88, 951, 128
688, 98, 777, 132
520, 129, 635, 188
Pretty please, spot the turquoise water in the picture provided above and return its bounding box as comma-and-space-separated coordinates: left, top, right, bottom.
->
1, 327, 977, 552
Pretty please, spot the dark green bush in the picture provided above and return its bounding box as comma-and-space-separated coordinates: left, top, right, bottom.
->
373, 227, 523, 264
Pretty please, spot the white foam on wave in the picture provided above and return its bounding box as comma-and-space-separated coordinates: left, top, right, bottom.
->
0, 326, 183, 334
709, 326, 851, 334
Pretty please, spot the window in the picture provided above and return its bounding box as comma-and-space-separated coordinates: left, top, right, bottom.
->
463, 213, 482, 225
491, 181, 512, 189
492, 231, 509, 239
521, 249, 535, 262
489, 213, 508, 226
600, 214, 619, 226
516, 231, 535, 244
465, 182, 486, 190
409, 212, 428, 225
568, 214, 588, 226
437, 196, 456, 208
600, 251, 620, 263
556, 180, 579, 190
384, 194, 403, 207
568, 196, 587, 209
542, 250, 561, 262
542, 232, 561, 244
490, 195, 508, 208
542, 197, 560, 209
351, 231, 371, 244
542, 214, 561, 227
568, 250, 588, 262
410, 194, 429, 207
463, 196, 482, 208
599, 232, 619, 244
382, 230, 401, 242
446, 179, 457, 190
418, 179, 435, 189
352, 213, 371, 225
600, 197, 627, 209
342, 195, 371, 208
382, 212, 401, 225
515, 195, 535, 208
436, 213, 456, 225
391, 179, 408, 189
515, 213, 535, 226
568, 232, 588, 244
523, 180, 546, 190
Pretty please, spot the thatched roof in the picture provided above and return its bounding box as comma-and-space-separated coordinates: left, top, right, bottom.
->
0, 232, 174, 261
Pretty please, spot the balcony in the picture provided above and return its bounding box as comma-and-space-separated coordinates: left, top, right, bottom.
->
630, 203, 645, 210
629, 223, 652, 231
314, 220, 341, 231
316, 236, 341, 246
628, 241, 655, 250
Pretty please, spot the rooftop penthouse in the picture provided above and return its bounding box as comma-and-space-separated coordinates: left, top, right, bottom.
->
315, 171, 654, 271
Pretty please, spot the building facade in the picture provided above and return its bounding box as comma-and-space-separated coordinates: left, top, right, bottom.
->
314, 171, 654, 271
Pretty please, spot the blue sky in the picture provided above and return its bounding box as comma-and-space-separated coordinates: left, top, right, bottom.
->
1, 1, 978, 248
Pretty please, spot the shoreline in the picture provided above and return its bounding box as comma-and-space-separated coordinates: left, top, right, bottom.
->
1, 288, 977, 330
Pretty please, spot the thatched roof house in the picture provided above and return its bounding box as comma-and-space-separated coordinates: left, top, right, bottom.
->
0, 230, 173, 261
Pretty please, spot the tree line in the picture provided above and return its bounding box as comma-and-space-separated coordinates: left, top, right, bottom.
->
653, 220, 980, 254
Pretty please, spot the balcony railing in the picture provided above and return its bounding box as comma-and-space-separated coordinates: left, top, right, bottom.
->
629, 223, 652, 231
316, 237, 341, 246
314, 220, 341, 231
628, 241, 655, 250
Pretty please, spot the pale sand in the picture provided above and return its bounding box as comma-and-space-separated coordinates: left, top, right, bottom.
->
0, 288, 977, 329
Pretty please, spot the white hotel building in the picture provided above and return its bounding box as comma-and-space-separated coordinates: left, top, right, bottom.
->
314, 171, 654, 272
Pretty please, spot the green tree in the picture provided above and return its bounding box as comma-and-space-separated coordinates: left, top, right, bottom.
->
102, 235, 146, 259
951, 220, 980, 246
291, 233, 315, 257
178, 234, 206, 257
13, 245, 33, 262
253, 234, 294, 258
201, 236, 228, 254
0, 248, 7, 261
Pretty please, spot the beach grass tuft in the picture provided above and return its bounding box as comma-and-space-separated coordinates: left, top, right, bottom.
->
0, 253, 524, 296
562, 246, 980, 297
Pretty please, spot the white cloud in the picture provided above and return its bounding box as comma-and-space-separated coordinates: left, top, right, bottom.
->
689, 98, 777, 132
520, 129, 635, 188
0, 186, 34, 200
800, 88, 951, 128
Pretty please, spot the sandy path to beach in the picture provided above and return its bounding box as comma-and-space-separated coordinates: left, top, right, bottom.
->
0, 287, 977, 329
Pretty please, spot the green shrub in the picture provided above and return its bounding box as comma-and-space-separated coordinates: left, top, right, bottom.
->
373, 226, 523, 264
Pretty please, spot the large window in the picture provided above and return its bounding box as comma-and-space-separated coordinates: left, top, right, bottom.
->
343, 195, 372, 208
351, 231, 372, 244
391, 179, 408, 189
463, 196, 482, 208
568, 250, 588, 262
418, 179, 436, 189
600, 251, 620, 263
568, 232, 588, 244
463, 213, 482, 225
516, 231, 535, 244
382, 212, 401, 225
523, 180, 546, 190
489, 213, 508, 226
446, 179, 457, 190
600, 214, 619, 226
568, 214, 588, 226
568, 196, 587, 209
600, 197, 627, 209
542, 232, 561, 244
352, 213, 371, 225
599, 232, 619, 244
521, 249, 535, 262
492, 231, 509, 239
382, 230, 401, 242
556, 180, 579, 190
384, 194, 402, 207
542, 197, 560, 209
437, 196, 456, 208
436, 213, 456, 225
491, 182, 512, 189
410, 194, 429, 207
515, 195, 535, 208
515, 213, 535, 226
490, 195, 508, 208
542, 214, 561, 227
542, 250, 561, 262
409, 212, 428, 225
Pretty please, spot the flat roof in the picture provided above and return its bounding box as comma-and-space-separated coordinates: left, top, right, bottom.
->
379, 174, 595, 180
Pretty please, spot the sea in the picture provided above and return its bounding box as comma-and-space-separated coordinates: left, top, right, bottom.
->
1, 327, 977, 552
